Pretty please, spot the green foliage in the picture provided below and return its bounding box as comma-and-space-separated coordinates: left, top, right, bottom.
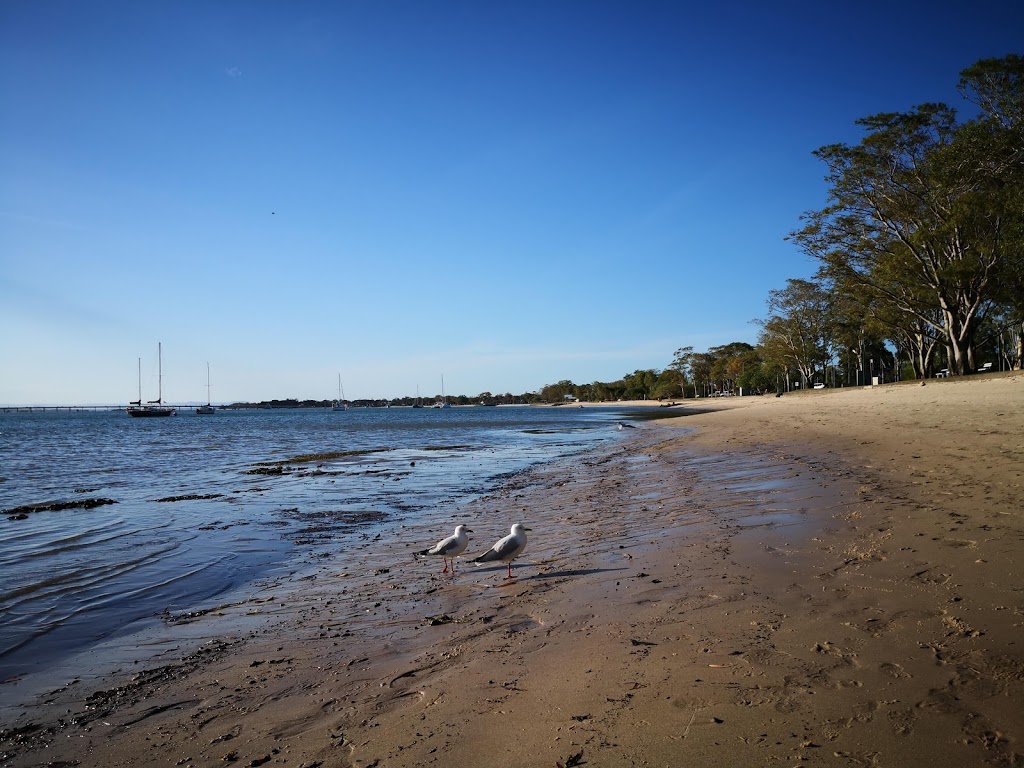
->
787, 55, 1024, 375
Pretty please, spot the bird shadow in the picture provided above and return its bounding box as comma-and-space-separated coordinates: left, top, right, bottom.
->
533, 567, 629, 579
468, 565, 628, 581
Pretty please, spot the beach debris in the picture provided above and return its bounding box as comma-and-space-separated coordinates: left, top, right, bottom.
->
571, 713, 591, 722
630, 639, 657, 647
556, 750, 585, 767
424, 614, 455, 626
417, 525, 473, 573
471, 524, 531, 579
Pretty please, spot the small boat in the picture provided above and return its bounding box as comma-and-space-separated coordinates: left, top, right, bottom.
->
332, 374, 348, 411
127, 343, 176, 417
433, 375, 451, 408
412, 384, 424, 408
196, 363, 215, 415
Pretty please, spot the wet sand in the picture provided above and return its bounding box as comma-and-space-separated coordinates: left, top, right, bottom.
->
2, 373, 1022, 767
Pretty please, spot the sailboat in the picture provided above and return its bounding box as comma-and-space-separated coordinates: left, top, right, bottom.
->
411, 384, 424, 408
434, 375, 451, 408
196, 363, 215, 415
332, 374, 349, 411
127, 343, 176, 417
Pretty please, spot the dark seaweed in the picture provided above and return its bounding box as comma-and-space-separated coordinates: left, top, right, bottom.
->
4, 498, 118, 519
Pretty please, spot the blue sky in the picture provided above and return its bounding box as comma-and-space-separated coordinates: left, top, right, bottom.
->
2, 1, 1021, 405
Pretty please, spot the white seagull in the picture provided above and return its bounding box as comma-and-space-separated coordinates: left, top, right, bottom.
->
471, 524, 531, 579
417, 525, 472, 573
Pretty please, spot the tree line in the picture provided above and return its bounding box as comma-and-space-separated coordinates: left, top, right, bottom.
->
541, 54, 1023, 401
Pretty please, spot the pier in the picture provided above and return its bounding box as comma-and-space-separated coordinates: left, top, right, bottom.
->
2, 405, 167, 413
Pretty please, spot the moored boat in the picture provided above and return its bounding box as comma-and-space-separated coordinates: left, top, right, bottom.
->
332, 374, 348, 411
196, 363, 215, 415
127, 343, 176, 417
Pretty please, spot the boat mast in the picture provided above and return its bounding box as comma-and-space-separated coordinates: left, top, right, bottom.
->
206, 362, 212, 406
134, 358, 142, 405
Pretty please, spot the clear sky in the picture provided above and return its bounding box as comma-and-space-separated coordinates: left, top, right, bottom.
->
2, 1, 1021, 405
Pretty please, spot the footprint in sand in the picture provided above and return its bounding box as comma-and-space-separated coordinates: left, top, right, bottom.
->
879, 661, 911, 679
888, 706, 917, 736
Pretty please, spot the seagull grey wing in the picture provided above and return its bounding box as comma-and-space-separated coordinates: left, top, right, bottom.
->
436, 536, 466, 556
492, 533, 525, 561
473, 534, 512, 562
428, 534, 459, 556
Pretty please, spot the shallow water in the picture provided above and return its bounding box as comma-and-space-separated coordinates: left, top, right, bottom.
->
0, 405, 631, 681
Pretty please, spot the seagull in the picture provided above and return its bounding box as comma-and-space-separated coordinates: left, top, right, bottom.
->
471, 524, 531, 579
417, 525, 472, 573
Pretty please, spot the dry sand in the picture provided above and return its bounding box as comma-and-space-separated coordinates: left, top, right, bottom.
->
2, 373, 1022, 767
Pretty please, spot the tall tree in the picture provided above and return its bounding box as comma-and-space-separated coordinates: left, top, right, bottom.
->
756, 278, 834, 386
669, 345, 694, 396
958, 55, 1024, 368
790, 99, 1012, 374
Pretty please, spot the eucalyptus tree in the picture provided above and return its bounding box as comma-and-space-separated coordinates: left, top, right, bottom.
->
688, 351, 716, 397
652, 369, 684, 399
792, 54, 1024, 375
669, 345, 694, 396
756, 278, 834, 386
825, 267, 940, 379
707, 342, 757, 392
621, 369, 659, 400
540, 380, 576, 402
958, 54, 1024, 368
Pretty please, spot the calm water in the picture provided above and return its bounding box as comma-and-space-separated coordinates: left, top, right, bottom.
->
0, 405, 629, 681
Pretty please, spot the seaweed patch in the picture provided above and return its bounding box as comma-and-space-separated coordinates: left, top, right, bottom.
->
4, 498, 118, 520
253, 448, 393, 467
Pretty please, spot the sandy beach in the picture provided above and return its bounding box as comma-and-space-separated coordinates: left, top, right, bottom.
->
3, 373, 1022, 767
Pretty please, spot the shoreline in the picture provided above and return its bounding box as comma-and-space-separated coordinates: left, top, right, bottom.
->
2, 374, 1021, 767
